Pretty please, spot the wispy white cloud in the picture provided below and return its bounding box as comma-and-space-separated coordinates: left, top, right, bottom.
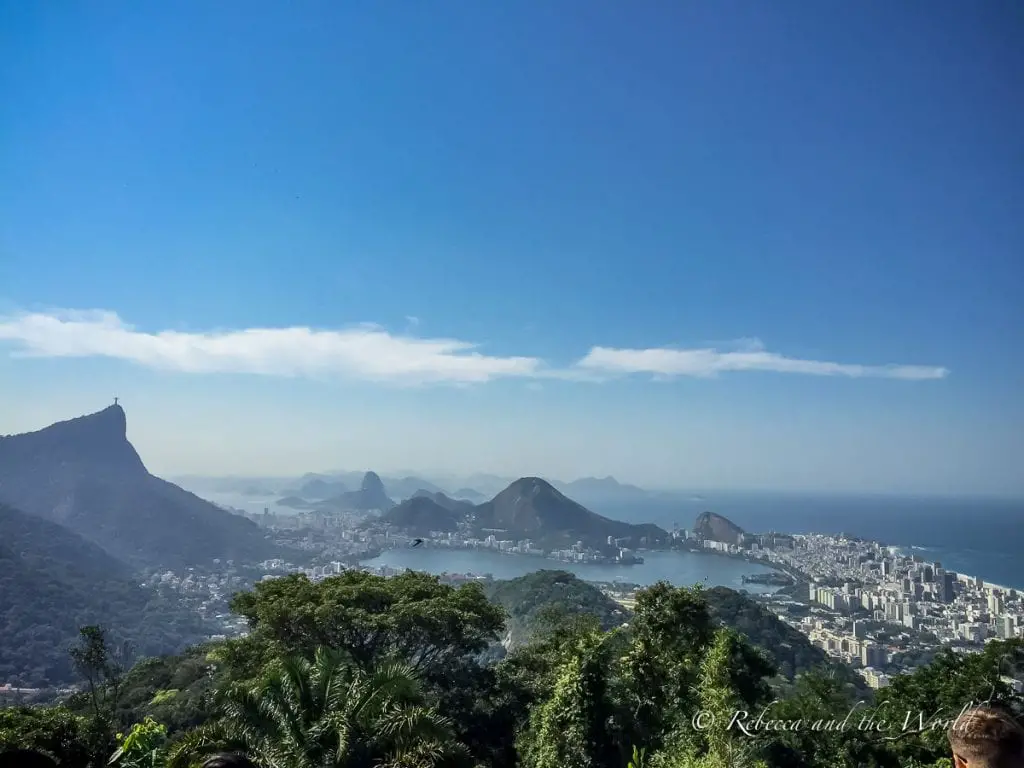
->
575, 343, 949, 381
0, 310, 950, 384
0, 310, 542, 384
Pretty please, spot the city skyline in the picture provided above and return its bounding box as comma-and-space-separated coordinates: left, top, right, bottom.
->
1, 2, 1021, 495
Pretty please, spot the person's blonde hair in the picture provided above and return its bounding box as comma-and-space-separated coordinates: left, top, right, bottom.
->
948, 705, 1024, 768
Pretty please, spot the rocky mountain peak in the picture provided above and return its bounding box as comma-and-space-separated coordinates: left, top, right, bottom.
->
0, 404, 144, 473
361, 471, 385, 494
0, 406, 279, 568
693, 511, 746, 545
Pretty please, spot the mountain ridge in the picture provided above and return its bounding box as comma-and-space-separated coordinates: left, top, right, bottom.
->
378, 496, 466, 535
0, 405, 145, 474
410, 489, 475, 513
472, 477, 666, 547
362, 477, 667, 548
0, 406, 280, 570
554, 475, 649, 497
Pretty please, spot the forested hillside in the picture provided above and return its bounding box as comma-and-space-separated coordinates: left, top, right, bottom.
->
3, 569, 1022, 768
483, 570, 628, 651
483, 572, 864, 691
703, 586, 867, 692
0, 504, 210, 687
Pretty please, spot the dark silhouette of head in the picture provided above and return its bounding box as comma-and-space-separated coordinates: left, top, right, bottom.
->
0, 749, 58, 768
948, 705, 1024, 768
202, 754, 259, 768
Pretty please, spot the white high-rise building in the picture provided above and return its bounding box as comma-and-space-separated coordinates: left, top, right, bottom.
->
988, 594, 1005, 615
996, 616, 1017, 640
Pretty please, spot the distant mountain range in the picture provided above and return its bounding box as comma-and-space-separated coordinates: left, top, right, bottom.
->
0, 406, 279, 570
440, 474, 658, 506
329, 471, 395, 511
280, 471, 395, 513
551, 476, 651, 503
451, 487, 487, 502
384, 475, 447, 500
367, 476, 667, 549
291, 475, 350, 499
270, 471, 660, 518
270, 472, 448, 511
178, 470, 669, 511
309, 471, 748, 551
410, 489, 476, 511
376, 494, 472, 535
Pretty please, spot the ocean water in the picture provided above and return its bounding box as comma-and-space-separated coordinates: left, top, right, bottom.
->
199, 492, 282, 516
591, 492, 1024, 590
361, 547, 780, 594
198, 487, 1024, 590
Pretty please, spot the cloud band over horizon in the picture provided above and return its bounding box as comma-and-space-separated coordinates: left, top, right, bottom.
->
0, 309, 950, 384
576, 344, 949, 381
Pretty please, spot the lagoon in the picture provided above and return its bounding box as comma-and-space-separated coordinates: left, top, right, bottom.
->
360, 547, 781, 594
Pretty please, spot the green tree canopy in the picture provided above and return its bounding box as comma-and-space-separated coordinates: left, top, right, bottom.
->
229, 571, 506, 676
0, 705, 92, 768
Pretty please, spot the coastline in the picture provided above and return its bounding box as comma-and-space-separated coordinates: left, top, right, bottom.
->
362, 534, 1020, 599
891, 545, 1023, 593
667, 543, 804, 590
677, 536, 1024, 597
738, 535, 1024, 596
669, 538, 1022, 600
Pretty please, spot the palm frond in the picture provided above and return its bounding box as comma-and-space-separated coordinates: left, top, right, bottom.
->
351, 662, 423, 724
377, 706, 455, 745
177, 646, 468, 768
165, 724, 237, 768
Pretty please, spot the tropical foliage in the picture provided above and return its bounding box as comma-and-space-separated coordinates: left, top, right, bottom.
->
110, 717, 169, 768
2, 569, 1023, 768
163, 646, 467, 768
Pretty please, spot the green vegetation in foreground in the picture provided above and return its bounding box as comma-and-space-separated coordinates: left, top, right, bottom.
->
2, 569, 1023, 768
482, 571, 864, 690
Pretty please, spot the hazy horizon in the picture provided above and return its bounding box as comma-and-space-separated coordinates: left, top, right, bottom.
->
2, 3, 1021, 498
181, 476, 1024, 504
0, 401, 1019, 502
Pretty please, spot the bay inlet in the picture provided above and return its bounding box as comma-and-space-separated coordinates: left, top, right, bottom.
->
360, 547, 782, 594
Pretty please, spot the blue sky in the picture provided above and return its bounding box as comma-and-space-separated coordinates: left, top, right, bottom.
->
1, 2, 1021, 495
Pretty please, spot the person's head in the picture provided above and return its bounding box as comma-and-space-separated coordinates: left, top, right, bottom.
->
202, 754, 259, 768
948, 705, 1024, 768
0, 749, 58, 768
